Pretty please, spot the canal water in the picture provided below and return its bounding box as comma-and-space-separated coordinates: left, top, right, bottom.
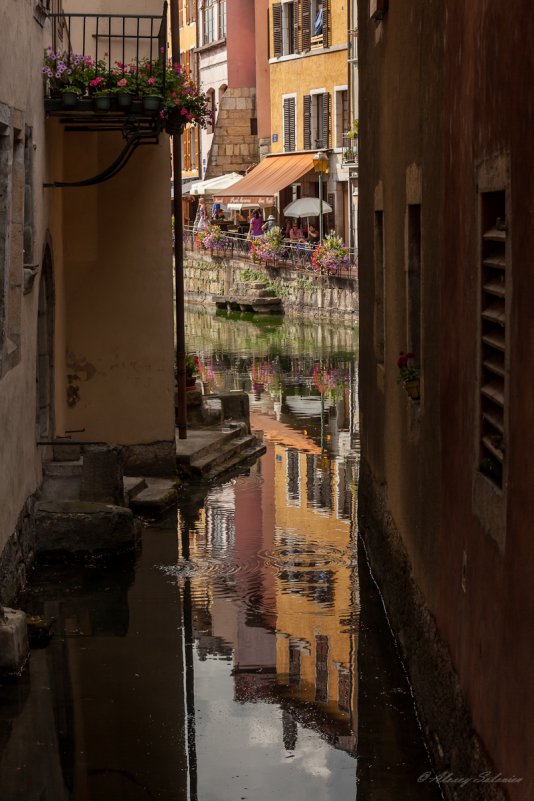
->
0, 308, 442, 801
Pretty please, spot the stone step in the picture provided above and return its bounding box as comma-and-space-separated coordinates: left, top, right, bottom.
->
176, 427, 242, 466
204, 442, 267, 481
129, 479, 178, 514
189, 434, 260, 476
44, 458, 83, 477
123, 477, 148, 503
40, 474, 81, 502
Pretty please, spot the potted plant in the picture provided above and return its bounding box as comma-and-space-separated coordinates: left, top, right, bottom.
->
250, 226, 285, 265
311, 232, 350, 275
185, 354, 198, 389
397, 352, 420, 399
111, 65, 137, 109
59, 84, 82, 108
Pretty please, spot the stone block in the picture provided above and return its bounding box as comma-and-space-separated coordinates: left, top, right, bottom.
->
33, 500, 140, 555
0, 608, 29, 675
122, 441, 176, 477
81, 444, 124, 505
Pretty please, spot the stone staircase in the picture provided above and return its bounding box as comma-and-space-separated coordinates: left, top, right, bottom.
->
176, 426, 266, 481
213, 281, 284, 314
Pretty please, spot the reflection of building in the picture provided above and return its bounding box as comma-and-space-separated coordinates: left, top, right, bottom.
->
274, 446, 357, 753
184, 436, 358, 755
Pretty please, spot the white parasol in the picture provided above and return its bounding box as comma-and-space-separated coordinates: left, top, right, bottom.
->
283, 197, 333, 217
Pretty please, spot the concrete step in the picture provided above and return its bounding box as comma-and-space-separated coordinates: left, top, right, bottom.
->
44, 459, 83, 477
129, 479, 178, 514
40, 474, 81, 502
176, 427, 242, 466
189, 435, 262, 477
204, 442, 267, 481
123, 477, 148, 503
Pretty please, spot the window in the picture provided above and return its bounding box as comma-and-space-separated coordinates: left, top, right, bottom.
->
283, 96, 296, 152
303, 92, 330, 150
218, 0, 226, 38
374, 210, 385, 364
272, 2, 298, 57
206, 88, 215, 131
479, 191, 507, 489
335, 89, 349, 148
202, 0, 215, 44
0, 120, 23, 376
406, 204, 422, 367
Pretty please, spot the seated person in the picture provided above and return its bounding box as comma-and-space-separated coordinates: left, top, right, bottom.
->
307, 223, 320, 244
301, 221, 309, 239
215, 208, 226, 221
289, 221, 304, 241
283, 219, 292, 237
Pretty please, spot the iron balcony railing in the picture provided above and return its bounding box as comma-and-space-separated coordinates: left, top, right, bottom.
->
341, 133, 358, 166
182, 225, 358, 281
45, 3, 168, 99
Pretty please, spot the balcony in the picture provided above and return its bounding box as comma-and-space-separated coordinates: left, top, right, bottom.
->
44, 4, 168, 135
341, 133, 358, 167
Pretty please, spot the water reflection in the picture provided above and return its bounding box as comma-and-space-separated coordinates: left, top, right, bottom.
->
0, 309, 440, 801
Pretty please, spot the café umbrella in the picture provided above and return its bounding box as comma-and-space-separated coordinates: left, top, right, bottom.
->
283, 197, 333, 217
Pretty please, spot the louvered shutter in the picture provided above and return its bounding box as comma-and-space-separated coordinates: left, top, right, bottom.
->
322, 92, 331, 148
322, 0, 330, 48
303, 95, 312, 150
301, 0, 311, 50
179, 0, 183, 27
327, 193, 335, 234
185, 0, 190, 25
293, 1, 300, 54
284, 98, 296, 152
273, 4, 282, 58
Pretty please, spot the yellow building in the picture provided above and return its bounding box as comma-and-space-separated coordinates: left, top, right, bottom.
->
268, 0, 350, 238
177, 0, 201, 183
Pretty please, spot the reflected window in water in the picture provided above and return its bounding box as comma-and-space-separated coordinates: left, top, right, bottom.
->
315, 634, 329, 703
286, 448, 301, 506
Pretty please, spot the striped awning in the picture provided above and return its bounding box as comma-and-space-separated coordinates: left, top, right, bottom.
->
213, 153, 316, 206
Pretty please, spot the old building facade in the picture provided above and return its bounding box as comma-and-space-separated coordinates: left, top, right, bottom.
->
358, 1, 534, 798
0, 0, 176, 604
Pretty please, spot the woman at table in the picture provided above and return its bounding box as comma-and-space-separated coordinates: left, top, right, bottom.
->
289, 221, 304, 242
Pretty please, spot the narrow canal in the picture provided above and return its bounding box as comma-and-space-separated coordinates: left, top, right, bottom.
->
0, 308, 442, 801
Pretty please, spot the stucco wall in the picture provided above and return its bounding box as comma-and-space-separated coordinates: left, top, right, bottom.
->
0, 2, 52, 581
58, 132, 175, 450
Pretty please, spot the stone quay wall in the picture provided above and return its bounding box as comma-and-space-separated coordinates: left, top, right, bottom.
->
183, 250, 359, 320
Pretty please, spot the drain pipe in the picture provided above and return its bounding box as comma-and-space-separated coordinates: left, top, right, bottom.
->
171, 0, 187, 440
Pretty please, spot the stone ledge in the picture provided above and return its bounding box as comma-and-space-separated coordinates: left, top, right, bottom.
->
33, 500, 140, 556
0, 608, 29, 675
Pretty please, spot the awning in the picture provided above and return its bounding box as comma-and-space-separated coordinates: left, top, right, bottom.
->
213, 153, 316, 206
190, 172, 243, 196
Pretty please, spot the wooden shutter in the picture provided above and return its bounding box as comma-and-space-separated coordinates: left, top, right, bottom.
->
322, 0, 330, 48
179, 0, 183, 27
301, 0, 311, 50
185, 0, 190, 25
303, 95, 312, 150
322, 92, 330, 148
273, 4, 282, 58
284, 98, 296, 152
293, 1, 300, 54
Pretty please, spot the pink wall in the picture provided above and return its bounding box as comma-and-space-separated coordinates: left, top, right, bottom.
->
227, 0, 257, 89
254, 0, 271, 139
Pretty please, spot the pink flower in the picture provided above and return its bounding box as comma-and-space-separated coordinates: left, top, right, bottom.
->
147, 76, 157, 86
117, 78, 127, 87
